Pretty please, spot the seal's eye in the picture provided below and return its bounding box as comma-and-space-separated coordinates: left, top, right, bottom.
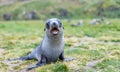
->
46, 22, 50, 29
59, 22, 62, 27
58, 20, 62, 27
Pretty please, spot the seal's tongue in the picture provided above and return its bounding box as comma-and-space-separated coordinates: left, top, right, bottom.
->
51, 28, 59, 35
52, 30, 58, 34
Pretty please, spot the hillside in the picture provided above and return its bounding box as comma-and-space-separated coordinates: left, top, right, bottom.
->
0, 0, 120, 20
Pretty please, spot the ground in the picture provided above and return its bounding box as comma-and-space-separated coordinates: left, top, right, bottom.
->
0, 19, 120, 72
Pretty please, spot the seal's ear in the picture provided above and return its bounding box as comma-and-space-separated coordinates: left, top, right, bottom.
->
46, 21, 50, 29
63, 27, 64, 29
44, 28, 46, 31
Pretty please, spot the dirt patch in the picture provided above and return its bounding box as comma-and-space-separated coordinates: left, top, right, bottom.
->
2, 60, 23, 67
2, 59, 36, 72
66, 58, 82, 72
0, 48, 5, 56
84, 58, 104, 69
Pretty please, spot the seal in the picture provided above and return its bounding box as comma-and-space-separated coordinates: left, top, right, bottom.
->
11, 18, 65, 70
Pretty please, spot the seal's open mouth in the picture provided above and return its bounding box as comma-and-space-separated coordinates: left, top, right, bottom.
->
51, 27, 59, 35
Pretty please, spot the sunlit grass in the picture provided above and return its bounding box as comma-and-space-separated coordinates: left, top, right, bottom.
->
0, 19, 120, 72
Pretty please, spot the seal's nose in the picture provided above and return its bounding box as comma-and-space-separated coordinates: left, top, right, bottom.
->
53, 22, 57, 26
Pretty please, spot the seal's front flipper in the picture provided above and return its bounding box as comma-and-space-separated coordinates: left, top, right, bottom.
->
8, 55, 32, 61
59, 52, 64, 61
64, 57, 75, 62
19, 56, 32, 60
27, 62, 45, 70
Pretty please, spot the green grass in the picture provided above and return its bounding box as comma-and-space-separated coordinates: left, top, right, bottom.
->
0, 19, 120, 72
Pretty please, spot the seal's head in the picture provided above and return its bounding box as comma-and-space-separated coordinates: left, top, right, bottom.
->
45, 18, 64, 37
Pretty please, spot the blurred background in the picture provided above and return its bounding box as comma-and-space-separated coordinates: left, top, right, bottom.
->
0, 0, 120, 21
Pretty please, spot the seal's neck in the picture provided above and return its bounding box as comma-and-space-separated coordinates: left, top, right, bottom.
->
45, 34, 64, 44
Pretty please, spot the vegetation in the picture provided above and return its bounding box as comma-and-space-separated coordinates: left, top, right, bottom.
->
0, 0, 120, 20
0, 19, 120, 72
0, 0, 120, 72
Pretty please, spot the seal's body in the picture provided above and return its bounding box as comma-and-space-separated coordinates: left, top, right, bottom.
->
17, 18, 64, 70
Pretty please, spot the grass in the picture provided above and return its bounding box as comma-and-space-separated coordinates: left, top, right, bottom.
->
0, 19, 120, 72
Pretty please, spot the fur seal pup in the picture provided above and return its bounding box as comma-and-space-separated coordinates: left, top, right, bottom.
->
10, 18, 65, 70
